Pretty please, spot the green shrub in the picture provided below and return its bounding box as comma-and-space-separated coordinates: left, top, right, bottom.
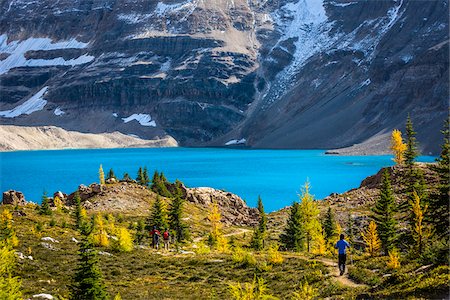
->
348, 266, 382, 286
232, 247, 257, 267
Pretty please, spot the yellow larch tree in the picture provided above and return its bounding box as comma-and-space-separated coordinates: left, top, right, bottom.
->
390, 129, 407, 165
387, 248, 400, 269
91, 214, 109, 247
208, 202, 228, 252
99, 164, 105, 185
410, 190, 432, 255
113, 227, 134, 252
361, 221, 381, 257
299, 181, 322, 253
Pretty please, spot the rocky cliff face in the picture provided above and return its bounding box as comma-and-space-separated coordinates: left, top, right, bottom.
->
0, 0, 448, 153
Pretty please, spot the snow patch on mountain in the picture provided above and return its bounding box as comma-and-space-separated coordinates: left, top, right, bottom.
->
0, 86, 48, 118
122, 114, 156, 127
54, 107, 65, 116
0, 35, 93, 74
225, 138, 246, 146
155, 0, 198, 18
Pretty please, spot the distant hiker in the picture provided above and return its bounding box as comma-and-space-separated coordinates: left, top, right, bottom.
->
335, 233, 351, 276
163, 229, 170, 250
150, 226, 161, 250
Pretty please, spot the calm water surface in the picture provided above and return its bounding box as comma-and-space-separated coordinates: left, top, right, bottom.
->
0, 148, 436, 212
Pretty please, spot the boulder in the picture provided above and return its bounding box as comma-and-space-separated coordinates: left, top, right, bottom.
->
185, 187, 259, 227
2, 190, 26, 206
53, 191, 67, 201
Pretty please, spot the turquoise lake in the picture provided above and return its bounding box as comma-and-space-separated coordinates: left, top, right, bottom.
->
0, 148, 436, 212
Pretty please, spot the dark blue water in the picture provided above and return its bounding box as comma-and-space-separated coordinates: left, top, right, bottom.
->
0, 148, 436, 212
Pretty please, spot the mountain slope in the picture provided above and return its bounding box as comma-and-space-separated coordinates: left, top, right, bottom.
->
0, 0, 448, 153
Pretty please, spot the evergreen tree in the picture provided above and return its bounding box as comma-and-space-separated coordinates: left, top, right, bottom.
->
323, 206, 337, 243
257, 196, 267, 236
372, 170, 397, 253
404, 115, 418, 166
136, 167, 144, 185
106, 168, 116, 181
251, 196, 267, 250
151, 171, 172, 197
250, 227, 264, 250
39, 192, 52, 216
98, 165, 105, 185
280, 202, 305, 251
147, 196, 168, 230
122, 173, 132, 182
429, 118, 450, 236
70, 229, 108, 300
168, 193, 188, 243
73, 192, 85, 230
142, 167, 150, 187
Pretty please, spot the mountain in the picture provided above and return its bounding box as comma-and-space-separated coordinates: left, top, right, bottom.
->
0, 0, 448, 153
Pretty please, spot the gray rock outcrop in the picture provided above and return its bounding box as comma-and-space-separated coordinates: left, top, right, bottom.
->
2, 190, 26, 206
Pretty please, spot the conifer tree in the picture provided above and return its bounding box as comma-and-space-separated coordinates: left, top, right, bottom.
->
142, 167, 150, 187
98, 164, 105, 185
361, 221, 382, 257
106, 168, 116, 181
280, 202, 304, 251
136, 167, 144, 185
0, 209, 19, 248
148, 196, 168, 230
0, 240, 22, 299
112, 227, 133, 252
323, 206, 337, 243
90, 215, 109, 248
0, 208, 22, 298
251, 196, 267, 250
299, 182, 322, 253
70, 228, 108, 300
257, 196, 267, 235
73, 192, 85, 230
168, 192, 188, 242
390, 129, 407, 165
410, 190, 432, 255
122, 173, 132, 182
373, 170, 397, 253
39, 192, 52, 216
404, 115, 418, 166
429, 118, 450, 236
208, 202, 222, 246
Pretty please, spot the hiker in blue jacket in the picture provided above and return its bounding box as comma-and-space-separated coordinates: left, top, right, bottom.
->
335, 233, 351, 276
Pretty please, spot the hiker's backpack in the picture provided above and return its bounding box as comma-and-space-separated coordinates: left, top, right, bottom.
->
163, 231, 169, 240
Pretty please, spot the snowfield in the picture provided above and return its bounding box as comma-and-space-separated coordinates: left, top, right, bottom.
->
122, 114, 157, 127
0, 86, 48, 118
0, 35, 94, 75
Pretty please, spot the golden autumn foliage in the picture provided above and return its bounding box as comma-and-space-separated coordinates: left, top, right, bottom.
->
361, 221, 381, 257
267, 244, 283, 265
228, 276, 276, 300
113, 227, 134, 252
387, 248, 400, 269
390, 129, 407, 165
299, 181, 322, 253
91, 214, 109, 247
53, 196, 63, 211
410, 190, 432, 255
208, 202, 228, 252
0, 209, 18, 248
99, 164, 105, 185
291, 281, 318, 300
312, 231, 327, 255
